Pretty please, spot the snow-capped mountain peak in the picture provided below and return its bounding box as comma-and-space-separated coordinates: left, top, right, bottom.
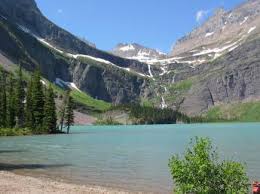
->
111, 43, 166, 63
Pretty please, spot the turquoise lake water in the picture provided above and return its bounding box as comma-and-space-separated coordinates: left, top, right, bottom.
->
0, 123, 259, 193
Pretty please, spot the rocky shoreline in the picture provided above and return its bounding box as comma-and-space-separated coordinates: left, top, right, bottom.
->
0, 171, 138, 194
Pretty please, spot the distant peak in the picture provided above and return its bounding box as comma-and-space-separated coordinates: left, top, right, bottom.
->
111, 43, 167, 63
214, 7, 226, 16
118, 44, 136, 51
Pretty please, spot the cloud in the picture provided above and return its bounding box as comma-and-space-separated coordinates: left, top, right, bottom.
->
57, 9, 63, 14
196, 10, 209, 23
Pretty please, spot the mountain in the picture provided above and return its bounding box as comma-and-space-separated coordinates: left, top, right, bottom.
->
78, 37, 96, 48
0, 0, 158, 104
0, 0, 152, 73
0, 0, 259, 120
152, 0, 260, 116
171, 0, 260, 58
111, 43, 166, 63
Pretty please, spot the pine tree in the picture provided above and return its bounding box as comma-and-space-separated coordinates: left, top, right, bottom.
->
59, 90, 69, 132
43, 86, 57, 133
64, 94, 74, 134
0, 69, 7, 127
0, 71, 2, 127
6, 74, 16, 128
31, 68, 44, 131
25, 78, 34, 129
14, 66, 25, 128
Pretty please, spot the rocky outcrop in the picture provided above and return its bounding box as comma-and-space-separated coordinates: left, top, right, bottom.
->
179, 36, 260, 115
72, 60, 149, 103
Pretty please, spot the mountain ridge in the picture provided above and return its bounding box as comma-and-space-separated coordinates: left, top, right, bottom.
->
0, 0, 155, 104
0, 0, 259, 118
0, 0, 156, 76
170, 0, 260, 56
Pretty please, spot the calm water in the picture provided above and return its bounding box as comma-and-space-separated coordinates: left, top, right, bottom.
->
0, 123, 260, 193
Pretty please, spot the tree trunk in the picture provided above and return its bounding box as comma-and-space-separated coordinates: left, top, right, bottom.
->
67, 125, 70, 134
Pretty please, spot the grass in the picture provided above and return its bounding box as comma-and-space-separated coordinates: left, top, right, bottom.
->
164, 79, 193, 104
70, 90, 111, 112
0, 128, 33, 136
169, 79, 192, 93
206, 101, 260, 122
140, 98, 154, 107
43, 79, 111, 113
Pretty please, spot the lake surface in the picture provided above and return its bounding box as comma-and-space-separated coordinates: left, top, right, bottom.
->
0, 123, 260, 193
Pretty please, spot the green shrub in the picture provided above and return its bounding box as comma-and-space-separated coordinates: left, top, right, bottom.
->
0, 128, 32, 136
95, 117, 121, 126
169, 80, 192, 93
168, 137, 249, 194
206, 101, 260, 122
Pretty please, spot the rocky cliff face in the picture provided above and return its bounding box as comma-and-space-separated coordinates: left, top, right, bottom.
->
178, 36, 260, 115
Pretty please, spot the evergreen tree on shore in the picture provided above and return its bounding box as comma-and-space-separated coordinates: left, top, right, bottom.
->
0, 66, 72, 135
6, 75, 16, 128
0, 69, 7, 127
59, 90, 69, 131
14, 66, 25, 128
64, 94, 74, 134
25, 78, 34, 129
43, 86, 57, 133
31, 68, 44, 131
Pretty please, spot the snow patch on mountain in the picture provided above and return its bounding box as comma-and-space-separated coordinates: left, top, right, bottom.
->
70, 54, 148, 77
156, 50, 166, 55
240, 16, 249, 25
55, 78, 81, 92
119, 44, 135, 51
16, 24, 152, 78
68, 83, 81, 92
37, 38, 64, 54
112, 43, 166, 64
228, 45, 239, 52
248, 26, 256, 34
159, 66, 168, 76
205, 32, 214, 37
192, 38, 244, 57
17, 25, 31, 34
0, 15, 7, 20
40, 80, 47, 86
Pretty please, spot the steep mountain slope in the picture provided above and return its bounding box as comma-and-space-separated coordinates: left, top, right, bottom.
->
0, 0, 156, 104
173, 35, 260, 115
0, 0, 259, 119
111, 43, 166, 63
141, 0, 260, 116
0, 0, 156, 75
171, 0, 260, 58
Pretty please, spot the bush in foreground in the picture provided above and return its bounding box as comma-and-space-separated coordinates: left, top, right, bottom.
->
168, 137, 249, 194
